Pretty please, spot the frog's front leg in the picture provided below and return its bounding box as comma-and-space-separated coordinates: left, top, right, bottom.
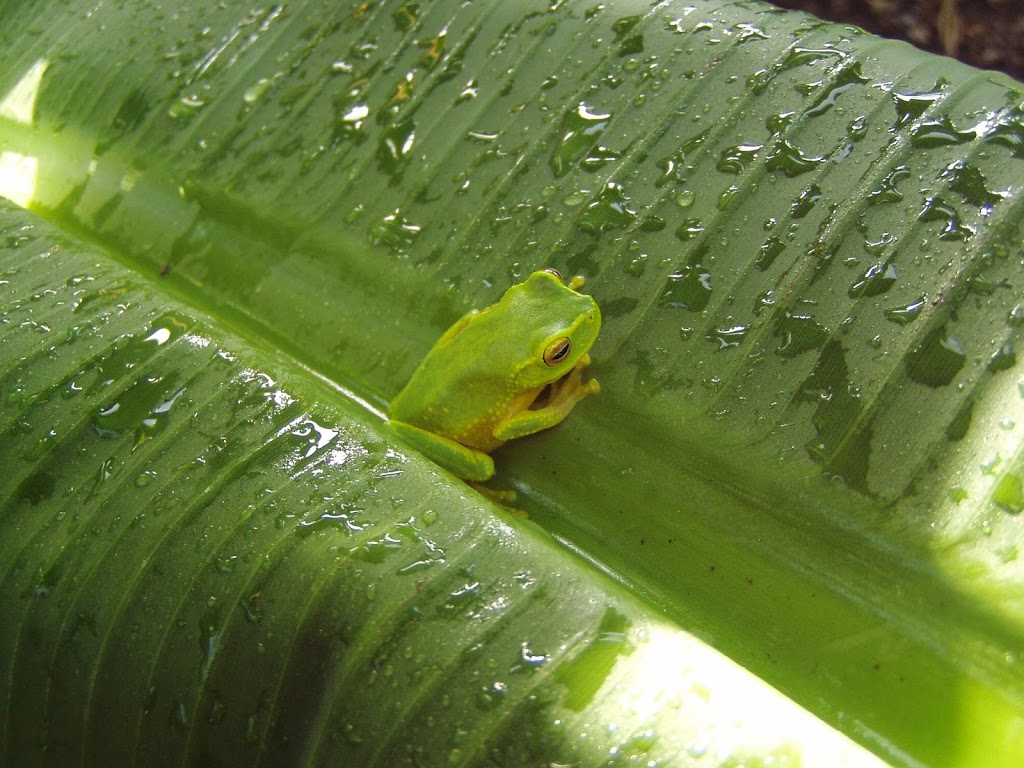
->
493, 358, 599, 442
391, 420, 495, 482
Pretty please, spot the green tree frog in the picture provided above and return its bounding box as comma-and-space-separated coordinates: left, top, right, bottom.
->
389, 269, 601, 481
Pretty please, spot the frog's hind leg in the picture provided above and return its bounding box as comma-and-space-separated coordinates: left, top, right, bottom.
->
390, 420, 495, 482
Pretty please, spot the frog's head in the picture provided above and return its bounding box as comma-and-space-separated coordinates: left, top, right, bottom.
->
508, 269, 601, 390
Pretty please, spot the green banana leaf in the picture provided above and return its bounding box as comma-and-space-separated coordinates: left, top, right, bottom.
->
2, 0, 1023, 765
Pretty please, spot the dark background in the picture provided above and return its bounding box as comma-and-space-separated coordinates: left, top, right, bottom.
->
772, 0, 1024, 82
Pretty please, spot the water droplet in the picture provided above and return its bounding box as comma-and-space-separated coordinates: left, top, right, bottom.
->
561, 190, 587, 207
580, 145, 620, 172
674, 218, 704, 241
168, 93, 205, 119
892, 86, 945, 126
868, 165, 910, 204
658, 130, 709, 186
370, 209, 421, 254
775, 312, 828, 357
791, 184, 822, 218
884, 297, 926, 325
912, 116, 976, 147
550, 102, 611, 178
243, 77, 273, 104
918, 197, 974, 241
613, 15, 644, 56
734, 22, 767, 44
625, 254, 648, 277
748, 47, 846, 95
519, 642, 548, 667
575, 182, 636, 233
765, 138, 825, 177
993, 474, 1024, 514
717, 185, 739, 210
805, 62, 869, 117
291, 419, 339, 459
905, 326, 965, 387
797, 341, 871, 489
706, 325, 748, 349
554, 609, 632, 711
639, 215, 665, 232
376, 118, 416, 179
978, 101, 1024, 157
983, 455, 1002, 475
939, 160, 1004, 207
476, 680, 509, 710
848, 115, 868, 140
135, 469, 158, 487
717, 143, 762, 174
756, 237, 785, 271
676, 190, 695, 208
989, 343, 1017, 373
660, 266, 713, 311
849, 260, 898, 298
969, 273, 1005, 296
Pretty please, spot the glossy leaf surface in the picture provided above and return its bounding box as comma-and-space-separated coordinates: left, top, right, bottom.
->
1, 0, 1024, 765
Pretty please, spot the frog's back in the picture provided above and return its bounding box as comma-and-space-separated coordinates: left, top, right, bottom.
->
389, 308, 518, 432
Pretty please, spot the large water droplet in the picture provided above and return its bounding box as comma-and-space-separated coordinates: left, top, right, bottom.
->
797, 340, 870, 490
791, 184, 822, 218
613, 15, 644, 56
911, 116, 976, 147
550, 103, 611, 178
775, 312, 829, 357
658, 130, 709, 186
717, 143, 762, 174
660, 266, 712, 311
706, 324, 747, 349
868, 166, 910, 205
989, 343, 1017, 373
757, 237, 785, 271
939, 160, 1004, 207
892, 86, 944, 126
805, 62, 869, 117
849, 260, 898, 298
918, 197, 974, 241
674, 218, 704, 241
978, 101, 1024, 157
765, 138, 825, 177
993, 474, 1024, 514
575, 182, 636, 233
748, 47, 845, 95
905, 326, 965, 387
884, 297, 926, 325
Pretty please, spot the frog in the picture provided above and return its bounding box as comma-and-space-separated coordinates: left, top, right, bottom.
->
388, 269, 601, 482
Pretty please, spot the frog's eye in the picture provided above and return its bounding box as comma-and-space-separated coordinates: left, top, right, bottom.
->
542, 268, 563, 283
543, 337, 572, 366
